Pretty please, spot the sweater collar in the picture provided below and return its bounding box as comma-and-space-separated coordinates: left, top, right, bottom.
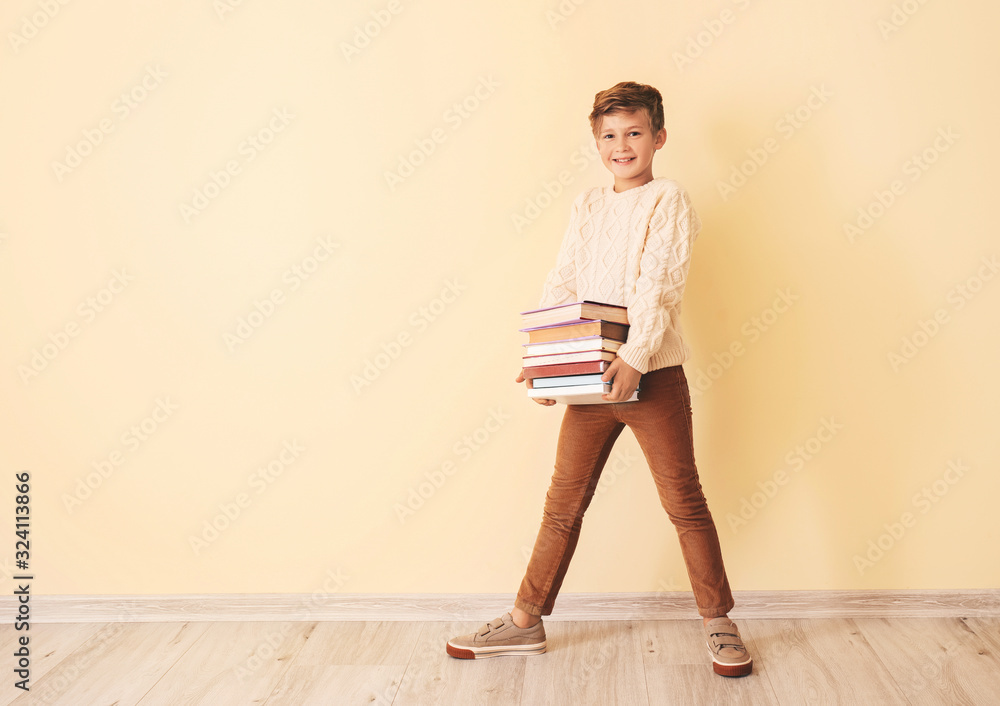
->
606, 178, 660, 198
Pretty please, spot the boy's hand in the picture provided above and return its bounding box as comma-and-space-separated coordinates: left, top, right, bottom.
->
601, 357, 641, 402
516, 369, 556, 406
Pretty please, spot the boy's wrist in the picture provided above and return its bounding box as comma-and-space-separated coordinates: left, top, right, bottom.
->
615, 343, 649, 375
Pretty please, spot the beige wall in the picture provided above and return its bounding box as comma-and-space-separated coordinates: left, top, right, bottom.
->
1, 1, 997, 597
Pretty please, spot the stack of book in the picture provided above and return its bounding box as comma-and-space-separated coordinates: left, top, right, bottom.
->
519, 300, 640, 405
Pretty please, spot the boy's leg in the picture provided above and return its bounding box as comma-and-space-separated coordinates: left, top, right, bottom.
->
620, 365, 735, 619
515, 404, 626, 617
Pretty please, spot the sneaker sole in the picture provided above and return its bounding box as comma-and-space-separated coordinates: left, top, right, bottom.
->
707, 647, 753, 677
446, 640, 546, 659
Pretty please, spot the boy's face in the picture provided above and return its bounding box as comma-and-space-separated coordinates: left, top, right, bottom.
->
595, 109, 666, 192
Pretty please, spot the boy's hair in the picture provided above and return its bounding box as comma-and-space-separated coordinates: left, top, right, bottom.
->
589, 81, 665, 139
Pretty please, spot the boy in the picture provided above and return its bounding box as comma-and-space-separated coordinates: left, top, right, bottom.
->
446, 81, 752, 678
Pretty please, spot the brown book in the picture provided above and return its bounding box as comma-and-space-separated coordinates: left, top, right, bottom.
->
522, 360, 613, 380
521, 318, 629, 344
520, 300, 628, 328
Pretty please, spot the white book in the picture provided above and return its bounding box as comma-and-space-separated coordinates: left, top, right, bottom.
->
522, 337, 623, 357
531, 373, 607, 388
522, 350, 617, 367
528, 382, 640, 405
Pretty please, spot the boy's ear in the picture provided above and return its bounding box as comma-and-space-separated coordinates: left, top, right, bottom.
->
654, 128, 667, 149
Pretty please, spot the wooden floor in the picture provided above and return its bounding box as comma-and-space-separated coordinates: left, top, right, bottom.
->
4, 617, 999, 705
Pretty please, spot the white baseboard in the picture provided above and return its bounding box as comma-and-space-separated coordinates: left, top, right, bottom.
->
3, 589, 998, 624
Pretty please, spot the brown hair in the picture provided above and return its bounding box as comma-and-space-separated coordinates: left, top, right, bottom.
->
589, 81, 665, 138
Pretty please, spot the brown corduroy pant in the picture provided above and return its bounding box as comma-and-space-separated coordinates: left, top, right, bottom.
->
514, 364, 735, 619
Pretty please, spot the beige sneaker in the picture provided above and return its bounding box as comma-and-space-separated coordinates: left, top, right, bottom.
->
705, 617, 753, 677
446, 612, 546, 659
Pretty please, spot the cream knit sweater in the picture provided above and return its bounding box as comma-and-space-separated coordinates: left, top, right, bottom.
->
537, 177, 702, 374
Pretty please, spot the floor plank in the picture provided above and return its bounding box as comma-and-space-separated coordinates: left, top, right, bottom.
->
2, 616, 997, 704
264, 665, 407, 705
291, 620, 425, 665
392, 621, 526, 706
137, 621, 316, 705
643, 665, 778, 706
962, 616, 1000, 654
10, 622, 208, 705
520, 620, 649, 706
743, 618, 908, 705
639, 619, 778, 705
0, 622, 105, 705
855, 617, 1000, 706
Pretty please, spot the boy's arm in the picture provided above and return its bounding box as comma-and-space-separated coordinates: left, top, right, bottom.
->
536, 191, 585, 309
614, 185, 702, 374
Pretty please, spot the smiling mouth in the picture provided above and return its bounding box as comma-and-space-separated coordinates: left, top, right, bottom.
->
613, 157, 635, 164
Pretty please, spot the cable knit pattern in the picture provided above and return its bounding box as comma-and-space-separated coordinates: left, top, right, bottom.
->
536, 177, 702, 374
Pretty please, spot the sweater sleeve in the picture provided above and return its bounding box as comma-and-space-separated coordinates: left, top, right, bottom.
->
536, 191, 585, 309
614, 185, 701, 374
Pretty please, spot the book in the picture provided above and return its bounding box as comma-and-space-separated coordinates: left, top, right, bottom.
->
522, 350, 618, 367
521, 360, 612, 380
519, 300, 628, 328
519, 299, 640, 405
530, 373, 607, 388
522, 336, 623, 357
527, 382, 639, 405
520, 318, 629, 344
